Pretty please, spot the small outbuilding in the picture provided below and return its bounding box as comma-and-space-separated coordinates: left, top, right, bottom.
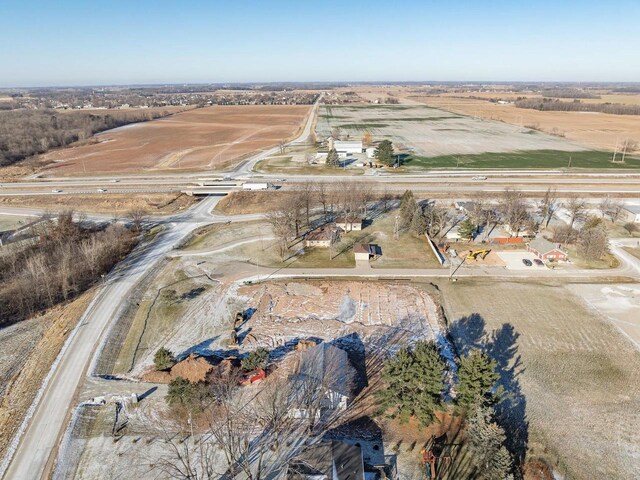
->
353, 243, 373, 261
335, 217, 363, 231
527, 237, 568, 262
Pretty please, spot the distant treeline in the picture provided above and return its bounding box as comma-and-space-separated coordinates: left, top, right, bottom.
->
0, 213, 137, 326
0, 109, 172, 167
515, 98, 640, 115
540, 88, 600, 99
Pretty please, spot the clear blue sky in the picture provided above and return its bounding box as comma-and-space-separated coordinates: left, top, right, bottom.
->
1, 0, 639, 87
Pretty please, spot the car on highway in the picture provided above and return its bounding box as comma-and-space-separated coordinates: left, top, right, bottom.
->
51, 189, 62, 193
533, 258, 545, 267
111, 179, 120, 183
96, 188, 107, 193
472, 175, 487, 181
522, 259, 533, 266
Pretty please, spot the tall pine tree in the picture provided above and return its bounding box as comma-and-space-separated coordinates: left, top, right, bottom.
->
374, 140, 395, 166
376, 341, 446, 426
456, 349, 500, 412
466, 404, 515, 480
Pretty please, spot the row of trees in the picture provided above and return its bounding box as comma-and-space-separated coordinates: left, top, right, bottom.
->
0, 212, 137, 325
0, 109, 172, 166
376, 341, 514, 479
266, 181, 382, 260
515, 97, 640, 116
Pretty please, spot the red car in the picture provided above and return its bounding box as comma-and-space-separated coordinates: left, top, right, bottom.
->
533, 259, 544, 267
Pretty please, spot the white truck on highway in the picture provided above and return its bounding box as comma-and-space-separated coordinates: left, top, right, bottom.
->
242, 182, 271, 191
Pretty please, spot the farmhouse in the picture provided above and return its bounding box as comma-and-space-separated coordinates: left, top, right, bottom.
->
335, 217, 363, 231
527, 237, 568, 262
621, 204, 640, 224
304, 225, 341, 248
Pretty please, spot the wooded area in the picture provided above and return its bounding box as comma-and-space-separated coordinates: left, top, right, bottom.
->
515, 98, 640, 115
0, 213, 137, 325
0, 109, 172, 166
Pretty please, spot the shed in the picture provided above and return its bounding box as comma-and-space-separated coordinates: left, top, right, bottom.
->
335, 217, 363, 231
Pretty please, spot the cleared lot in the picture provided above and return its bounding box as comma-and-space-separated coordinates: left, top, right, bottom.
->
41, 105, 310, 175
438, 280, 640, 480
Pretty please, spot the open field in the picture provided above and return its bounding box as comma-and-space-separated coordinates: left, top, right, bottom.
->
214, 191, 295, 215
0, 192, 197, 215
408, 149, 640, 169
317, 105, 586, 163
437, 280, 640, 480
409, 95, 640, 153
39, 105, 310, 175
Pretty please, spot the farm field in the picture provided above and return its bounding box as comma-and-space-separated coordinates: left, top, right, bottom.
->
408, 149, 640, 170
316, 104, 591, 168
437, 280, 640, 480
39, 105, 311, 175
409, 94, 640, 153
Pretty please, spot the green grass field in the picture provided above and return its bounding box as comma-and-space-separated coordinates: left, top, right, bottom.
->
406, 149, 640, 169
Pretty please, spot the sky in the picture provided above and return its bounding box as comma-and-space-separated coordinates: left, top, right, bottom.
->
1, 0, 639, 87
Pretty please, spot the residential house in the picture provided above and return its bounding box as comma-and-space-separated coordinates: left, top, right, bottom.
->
289, 343, 355, 419
527, 237, 568, 262
305, 225, 341, 248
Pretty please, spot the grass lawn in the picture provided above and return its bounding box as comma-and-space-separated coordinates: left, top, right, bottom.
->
255, 156, 364, 175
234, 239, 356, 269
561, 245, 620, 269
183, 221, 270, 251
405, 149, 640, 170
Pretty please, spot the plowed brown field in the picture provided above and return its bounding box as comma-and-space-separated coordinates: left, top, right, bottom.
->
41, 105, 310, 175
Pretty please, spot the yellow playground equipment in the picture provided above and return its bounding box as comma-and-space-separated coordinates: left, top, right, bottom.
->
467, 249, 491, 261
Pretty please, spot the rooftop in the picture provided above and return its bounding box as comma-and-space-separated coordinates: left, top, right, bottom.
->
529, 236, 561, 254
306, 224, 338, 242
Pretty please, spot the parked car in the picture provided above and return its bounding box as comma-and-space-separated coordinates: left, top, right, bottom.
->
522, 259, 533, 266
533, 259, 544, 266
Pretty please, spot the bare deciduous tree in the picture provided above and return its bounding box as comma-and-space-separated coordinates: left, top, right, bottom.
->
565, 197, 587, 229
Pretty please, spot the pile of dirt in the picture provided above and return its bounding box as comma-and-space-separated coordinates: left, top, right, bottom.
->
142, 353, 214, 384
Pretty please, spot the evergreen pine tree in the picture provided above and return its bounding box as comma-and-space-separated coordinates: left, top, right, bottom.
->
374, 140, 395, 166
326, 148, 340, 167
399, 190, 417, 229
376, 341, 446, 426
409, 206, 428, 236
466, 405, 514, 480
154, 347, 177, 371
458, 219, 476, 241
456, 349, 500, 412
